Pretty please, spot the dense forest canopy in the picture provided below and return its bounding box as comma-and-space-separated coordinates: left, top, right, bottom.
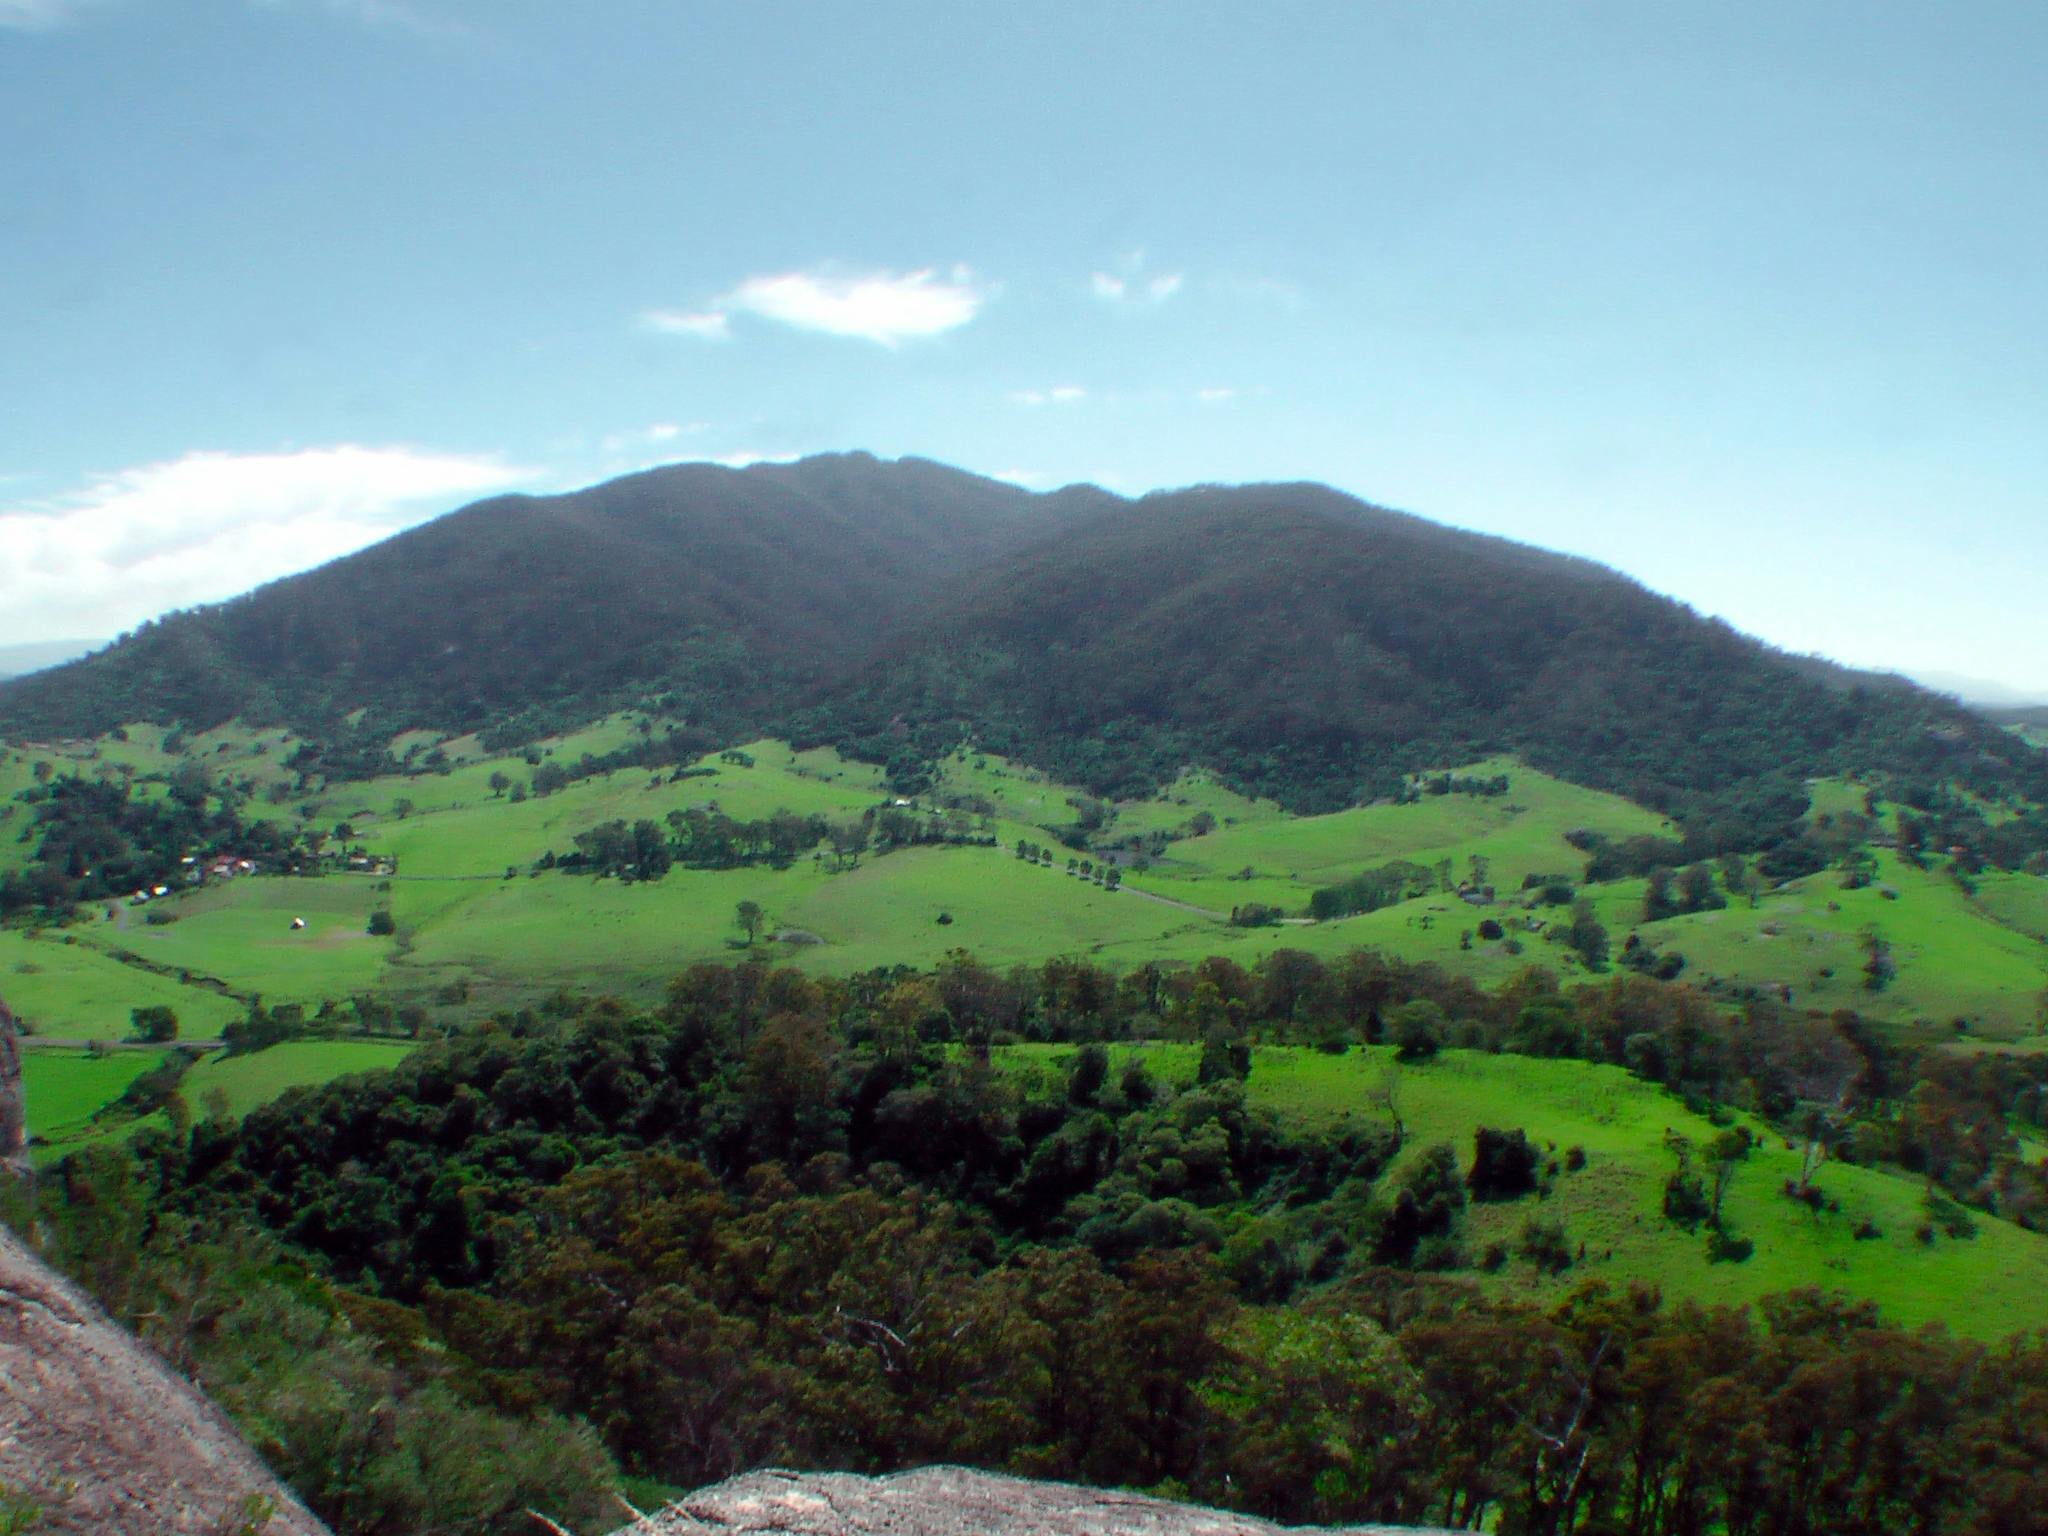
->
17, 948, 2048, 1535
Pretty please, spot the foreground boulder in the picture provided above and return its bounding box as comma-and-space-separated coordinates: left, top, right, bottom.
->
0, 1223, 329, 1535
0, 1086, 326, 1536
609, 1467, 1447, 1536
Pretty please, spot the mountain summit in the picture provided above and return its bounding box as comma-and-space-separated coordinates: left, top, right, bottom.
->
1, 453, 2036, 833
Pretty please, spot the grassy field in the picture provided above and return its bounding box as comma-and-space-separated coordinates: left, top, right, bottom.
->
1002, 1041, 2048, 1338
18, 1040, 419, 1160
20, 1047, 166, 1146
1124, 755, 1672, 915
7, 724, 2045, 1040
1579, 852, 2048, 1038
179, 1040, 418, 1120
0, 928, 246, 1040
85, 875, 395, 1006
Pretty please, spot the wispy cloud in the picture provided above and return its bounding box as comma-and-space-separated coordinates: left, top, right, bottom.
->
1009, 385, 1087, 407
247, 0, 463, 39
598, 421, 707, 454
645, 265, 991, 348
0, 0, 95, 30
1196, 387, 1237, 403
0, 446, 528, 644
989, 468, 1053, 489
1091, 252, 1183, 307
641, 309, 730, 341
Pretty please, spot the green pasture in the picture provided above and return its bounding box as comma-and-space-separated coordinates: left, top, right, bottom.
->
1582, 854, 2048, 1036
327, 733, 889, 870
79, 875, 396, 1006
180, 1039, 418, 1120
7, 727, 2043, 1037
778, 847, 1208, 973
1002, 1042, 2048, 1338
1126, 757, 1671, 914
19, 1040, 419, 1160
0, 928, 244, 1040
20, 1047, 166, 1144
1970, 870, 2048, 944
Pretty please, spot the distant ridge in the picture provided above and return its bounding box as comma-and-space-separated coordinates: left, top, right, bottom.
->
1, 453, 2039, 834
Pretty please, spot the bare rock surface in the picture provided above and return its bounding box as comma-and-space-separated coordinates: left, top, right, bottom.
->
0, 1000, 25, 1174
0, 1221, 329, 1535
610, 1467, 1449, 1536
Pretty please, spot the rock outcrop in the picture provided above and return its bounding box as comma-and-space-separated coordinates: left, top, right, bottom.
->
0, 999, 24, 1175
0, 1023, 327, 1536
608, 1467, 1450, 1536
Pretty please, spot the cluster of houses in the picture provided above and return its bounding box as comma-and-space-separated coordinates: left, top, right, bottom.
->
123, 848, 394, 907
128, 855, 262, 905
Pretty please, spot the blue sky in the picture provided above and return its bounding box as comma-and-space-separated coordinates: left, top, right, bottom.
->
3, 1, 2044, 698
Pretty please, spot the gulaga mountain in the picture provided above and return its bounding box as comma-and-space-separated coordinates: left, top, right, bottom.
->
0, 452, 2037, 846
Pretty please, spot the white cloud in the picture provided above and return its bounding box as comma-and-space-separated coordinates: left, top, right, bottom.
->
1009, 385, 1087, 407
706, 451, 805, 470
1196, 387, 1236, 403
723, 266, 989, 346
648, 265, 991, 348
640, 309, 730, 341
989, 469, 1052, 489
1090, 273, 1127, 302
0, 445, 528, 645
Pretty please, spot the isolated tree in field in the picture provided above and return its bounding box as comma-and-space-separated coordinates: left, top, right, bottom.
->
1709, 1127, 1751, 1222
1566, 899, 1610, 971
393, 797, 416, 820
735, 900, 765, 946
1369, 1061, 1405, 1141
367, 910, 396, 937
1390, 998, 1445, 1062
488, 771, 511, 798
1468, 1126, 1540, 1201
1642, 867, 1678, 923
128, 1005, 177, 1043
1862, 927, 1895, 992
1718, 851, 1758, 908
1678, 862, 1724, 912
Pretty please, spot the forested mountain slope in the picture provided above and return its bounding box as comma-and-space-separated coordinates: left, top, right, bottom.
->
0, 454, 1105, 744
1, 455, 2038, 836
805, 481, 2046, 823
